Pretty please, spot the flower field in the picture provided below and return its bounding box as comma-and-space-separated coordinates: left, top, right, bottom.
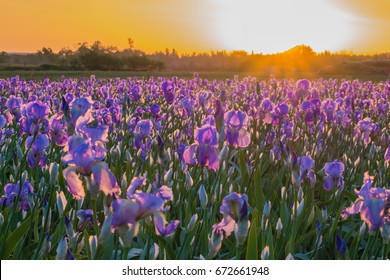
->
0, 74, 389, 260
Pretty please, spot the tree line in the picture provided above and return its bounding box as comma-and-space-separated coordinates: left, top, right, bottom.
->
1, 41, 389, 74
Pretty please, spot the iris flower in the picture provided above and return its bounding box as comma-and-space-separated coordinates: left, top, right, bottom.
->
111, 183, 179, 238
323, 160, 344, 190
297, 155, 316, 185
183, 124, 219, 170
26, 133, 49, 168
62, 135, 119, 199
0, 181, 34, 211
342, 175, 389, 231
224, 110, 250, 148
20, 101, 50, 135
212, 192, 250, 245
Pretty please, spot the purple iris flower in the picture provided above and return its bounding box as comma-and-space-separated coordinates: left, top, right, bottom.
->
62, 135, 106, 175
49, 113, 68, 147
300, 100, 316, 123
356, 118, 376, 146
273, 102, 289, 125
76, 209, 94, 231
177, 143, 186, 161
0, 115, 6, 129
109, 105, 122, 125
224, 110, 250, 148
296, 79, 311, 92
274, 102, 289, 116
161, 80, 176, 103
76, 114, 109, 143
20, 101, 50, 135
98, 108, 112, 126
259, 99, 274, 124
23, 100, 49, 121
126, 177, 147, 196
105, 97, 114, 108
64, 92, 75, 104
212, 193, 250, 245
198, 91, 211, 110
297, 155, 316, 185
335, 110, 351, 128
133, 119, 154, 152
6, 96, 23, 120
0, 181, 34, 211
111, 198, 138, 230
62, 135, 119, 199
26, 133, 49, 168
112, 184, 179, 238
342, 175, 388, 231
150, 104, 161, 116
130, 85, 142, 101
183, 124, 219, 170
70, 97, 92, 126
181, 97, 196, 118
323, 160, 345, 190
134, 119, 153, 137
321, 99, 337, 122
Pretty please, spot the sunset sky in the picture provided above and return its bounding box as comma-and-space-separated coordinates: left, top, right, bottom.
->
1, 0, 389, 54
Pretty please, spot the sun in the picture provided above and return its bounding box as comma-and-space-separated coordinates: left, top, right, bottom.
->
210, 0, 357, 53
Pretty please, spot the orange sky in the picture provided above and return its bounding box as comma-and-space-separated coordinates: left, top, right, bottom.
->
0, 0, 389, 54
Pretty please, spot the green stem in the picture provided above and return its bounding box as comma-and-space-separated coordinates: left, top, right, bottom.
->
235, 244, 243, 260
84, 230, 92, 259
91, 199, 100, 237
33, 186, 54, 259
362, 233, 375, 260
383, 243, 389, 260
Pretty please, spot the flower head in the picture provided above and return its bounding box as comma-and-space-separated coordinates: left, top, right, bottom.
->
70, 97, 92, 126
342, 175, 389, 231
49, 113, 68, 146
111, 183, 179, 238
62, 135, 119, 199
183, 124, 219, 170
0, 181, 34, 211
26, 133, 49, 168
323, 160, 345, 190
224, 110, 250, 148
20, 101, 50, 135
62, 135, 105, 175
212, 193, 250, 245
76, 209, 94, 231
294, 155, 315, 186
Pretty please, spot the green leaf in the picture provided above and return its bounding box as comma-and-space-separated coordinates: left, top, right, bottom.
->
293, 253, 310, 260
246, 209, 259, 260
239, 150, 249, 186
1, 211, 38, 259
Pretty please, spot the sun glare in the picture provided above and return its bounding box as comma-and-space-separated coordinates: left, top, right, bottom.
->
210, 0, 357, 53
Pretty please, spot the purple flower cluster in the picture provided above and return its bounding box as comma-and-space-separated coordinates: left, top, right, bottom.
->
0, 181, 34, 211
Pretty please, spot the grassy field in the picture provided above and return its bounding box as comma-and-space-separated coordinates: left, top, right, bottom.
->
0, 69, 389, 81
